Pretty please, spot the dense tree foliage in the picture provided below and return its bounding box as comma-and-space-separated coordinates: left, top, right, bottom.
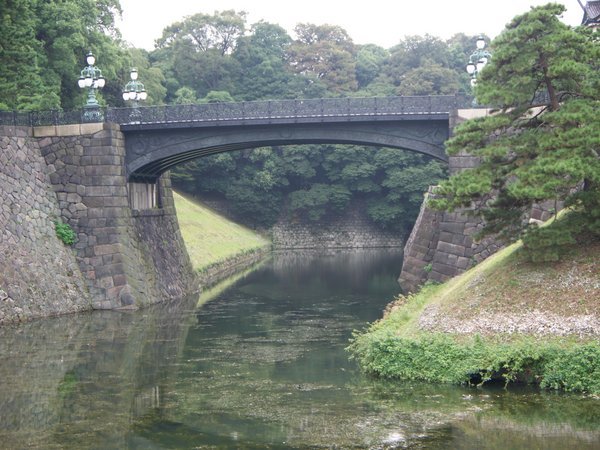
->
287, 24, 358, 95
232, 22, 295, 100
152, 10, 247, 102
0, 0, 131, 110
0, 0, 56, 110
430, 4, 600, 260
159, 12, 476, 230
172, 143, 447, 230
0, 3, 486, 233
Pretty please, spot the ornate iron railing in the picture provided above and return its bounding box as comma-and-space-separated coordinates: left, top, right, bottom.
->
0, 95, 469, 128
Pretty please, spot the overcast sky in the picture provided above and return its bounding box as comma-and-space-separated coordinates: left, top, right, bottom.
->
117, 0, 585, 50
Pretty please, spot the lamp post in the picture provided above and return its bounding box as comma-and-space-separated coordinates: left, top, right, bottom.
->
122, 68, 147, 122
466, 35, 492, 105
77, 52, 105, 122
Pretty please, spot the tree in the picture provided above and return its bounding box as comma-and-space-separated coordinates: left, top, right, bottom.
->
0, 0, 58, 110
287, 24, 358, 95
152, 10, 246, 99
289, 184, 351, 221
430, 4, 600, 258
232, 22, 295, 100
173, 86, 198, 104
396, 63, 460, 95
35, 0, 126, 109
201, 90, 235, 103
380, 35, 452, 87
355, 44, 388, 88
0, 0, 125, 110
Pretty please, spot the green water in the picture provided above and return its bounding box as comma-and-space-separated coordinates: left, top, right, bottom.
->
0, 249, 598, 449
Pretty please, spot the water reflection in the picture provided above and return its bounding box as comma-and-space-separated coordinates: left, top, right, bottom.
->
0, 297, 198, 449
0, 249, 598, 449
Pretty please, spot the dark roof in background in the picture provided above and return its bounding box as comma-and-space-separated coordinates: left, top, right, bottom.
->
582, 1, 600, 24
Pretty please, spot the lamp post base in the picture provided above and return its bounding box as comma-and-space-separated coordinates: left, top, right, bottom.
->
83, 106, 104, 123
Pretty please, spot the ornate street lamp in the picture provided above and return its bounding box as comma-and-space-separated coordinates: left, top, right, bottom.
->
77, 51, 106, 122
122, 68, 148, 122
466, 35, 492, 105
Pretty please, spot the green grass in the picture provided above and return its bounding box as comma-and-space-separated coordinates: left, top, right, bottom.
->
348, 230, 600, 393
173, 192, 270, 272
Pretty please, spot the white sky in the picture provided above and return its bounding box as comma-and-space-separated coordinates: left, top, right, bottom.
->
117, 0, 585, 50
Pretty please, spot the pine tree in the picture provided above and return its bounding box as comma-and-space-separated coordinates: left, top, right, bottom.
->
430, 4, 600, 258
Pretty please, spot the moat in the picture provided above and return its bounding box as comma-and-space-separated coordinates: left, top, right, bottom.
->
0, 249, 598, 448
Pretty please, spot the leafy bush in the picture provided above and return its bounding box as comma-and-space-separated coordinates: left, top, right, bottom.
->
348, 330, 600, 394
54, 220, 76, 245
541, 344, 600, 393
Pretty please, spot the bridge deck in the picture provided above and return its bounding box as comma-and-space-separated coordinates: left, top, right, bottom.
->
1, 95, 465, 128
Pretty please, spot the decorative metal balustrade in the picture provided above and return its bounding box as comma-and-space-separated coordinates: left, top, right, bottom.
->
0, 95, 469, 128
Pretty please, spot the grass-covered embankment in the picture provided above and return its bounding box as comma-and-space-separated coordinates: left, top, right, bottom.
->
173, 192, 270, 282
349, 237, 600, 394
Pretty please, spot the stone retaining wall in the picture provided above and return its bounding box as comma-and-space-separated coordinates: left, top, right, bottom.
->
197, 246, 271, 288
0, 126, 89, 323
399, 108, 560, 292
272, 205, 404, 249
129, 176, 198, 303
396, 187, 443, 291
36, 123, 198, 309
0, 124, 198, 323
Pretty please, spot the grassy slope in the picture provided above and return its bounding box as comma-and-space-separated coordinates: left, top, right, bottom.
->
373, 235, 599, 336
349, 235, 600, 393
173, 192, 270, 272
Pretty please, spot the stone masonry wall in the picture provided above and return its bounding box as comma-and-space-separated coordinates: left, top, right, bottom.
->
399, 108, 558, 292
35, 123, 198, 310
272, 205, 404, 249
399, 143, 505, 291
130, 175, 198, 300
397, 187, 443, 292
0, 126, 89, 324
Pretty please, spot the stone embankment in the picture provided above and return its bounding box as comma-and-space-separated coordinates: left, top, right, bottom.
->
0, 124, 198, 325
272, 205, 404, 249
197, 247, 271, 287
0, 127, 89, 323
399, 108, 560, 292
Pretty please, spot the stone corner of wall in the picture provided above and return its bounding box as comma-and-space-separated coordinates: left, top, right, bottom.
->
0, 125, 33, 137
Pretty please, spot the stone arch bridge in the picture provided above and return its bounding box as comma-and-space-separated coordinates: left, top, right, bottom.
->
1, 95, 489, 311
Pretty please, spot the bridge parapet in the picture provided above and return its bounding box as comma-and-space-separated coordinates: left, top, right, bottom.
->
110, 95, 463, 127
1, 95, 467, 128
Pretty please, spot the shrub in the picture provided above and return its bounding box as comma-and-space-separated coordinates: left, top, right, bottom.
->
54, 220, 76, 245
348, 331, 600, 394
541, 344, 600, 393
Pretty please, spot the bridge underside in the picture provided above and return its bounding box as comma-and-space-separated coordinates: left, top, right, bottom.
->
124, 117, 450, 182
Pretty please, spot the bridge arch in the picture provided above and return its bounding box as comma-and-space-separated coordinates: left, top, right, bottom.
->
119, 96, 458, 182
124, 119, 450, 182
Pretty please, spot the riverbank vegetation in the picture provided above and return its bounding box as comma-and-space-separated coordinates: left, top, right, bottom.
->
349, 229, 599, 394
173, 192, 270, 274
